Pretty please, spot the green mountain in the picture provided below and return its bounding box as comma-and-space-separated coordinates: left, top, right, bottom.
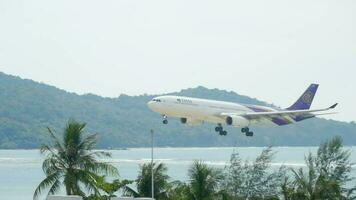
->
0, 72, 355, 149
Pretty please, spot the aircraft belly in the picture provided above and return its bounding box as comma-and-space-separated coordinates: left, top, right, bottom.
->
164, 103, 204, 119
167, 104, 224, 124
205, 116, 225, 124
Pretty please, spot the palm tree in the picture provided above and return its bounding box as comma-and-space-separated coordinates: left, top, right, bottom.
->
33, 120, 118, 200
187, 161, 223, 200
124, 162, 170, 199
166, 181, 190, 200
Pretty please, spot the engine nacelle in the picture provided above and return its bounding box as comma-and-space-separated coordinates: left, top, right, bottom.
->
225, 116, 250, 127
180, 118, 187, 124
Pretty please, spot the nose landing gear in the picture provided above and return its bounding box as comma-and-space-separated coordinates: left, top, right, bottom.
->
241, 127, 253, 137
215, 124, 227, 136
162, 115, 168, 124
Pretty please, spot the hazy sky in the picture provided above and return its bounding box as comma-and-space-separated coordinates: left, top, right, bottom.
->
0, 0, 355, 122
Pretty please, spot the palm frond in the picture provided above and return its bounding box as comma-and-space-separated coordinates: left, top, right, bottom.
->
87, 150, 112, 158
46, 127, 65, 153
78, 133, 98, 151
47, 179, 61, 196
87, 161, 119, 177
76, 169, 102, 196
42, 156, 67, 175
33, 172, 62, 200
123, 185, 140, 197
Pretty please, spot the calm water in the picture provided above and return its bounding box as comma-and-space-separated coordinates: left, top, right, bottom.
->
1, 147, 355, 200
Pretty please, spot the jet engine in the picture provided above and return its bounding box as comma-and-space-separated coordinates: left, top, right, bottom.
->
180, 118, 187, 124
225, 116, 250, 127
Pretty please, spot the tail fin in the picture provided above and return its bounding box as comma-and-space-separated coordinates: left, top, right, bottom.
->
287, 84, 319, 110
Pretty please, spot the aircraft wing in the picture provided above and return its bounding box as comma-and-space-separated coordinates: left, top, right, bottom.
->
220, 103, 338, 124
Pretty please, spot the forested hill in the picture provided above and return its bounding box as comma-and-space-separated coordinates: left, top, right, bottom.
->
0, 72, 355, 149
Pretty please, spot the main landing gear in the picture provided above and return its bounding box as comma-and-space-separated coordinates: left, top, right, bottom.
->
215, 124, 227, 136
162, 115, 168, 124
214, 124, 253, 137
241, 127, 253, 137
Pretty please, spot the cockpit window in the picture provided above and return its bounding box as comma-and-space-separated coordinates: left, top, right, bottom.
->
152, 99, 161, 102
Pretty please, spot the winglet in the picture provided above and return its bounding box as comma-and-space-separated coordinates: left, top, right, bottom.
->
329, 103, 338, 109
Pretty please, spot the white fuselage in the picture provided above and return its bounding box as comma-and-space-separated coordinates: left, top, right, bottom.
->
147, 95, 277, 127
146, 84, 334, 133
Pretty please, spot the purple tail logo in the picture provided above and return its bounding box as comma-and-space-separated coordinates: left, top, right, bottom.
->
287, 84, 318, 110
302, 91, 314, 105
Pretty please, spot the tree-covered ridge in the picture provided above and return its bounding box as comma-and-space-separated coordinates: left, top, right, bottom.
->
0, 71, 356, 149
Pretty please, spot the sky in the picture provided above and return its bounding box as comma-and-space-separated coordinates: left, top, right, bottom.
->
0, 0, 355, 122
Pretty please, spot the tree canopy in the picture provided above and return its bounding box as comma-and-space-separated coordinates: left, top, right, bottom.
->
34, 120, 118, 200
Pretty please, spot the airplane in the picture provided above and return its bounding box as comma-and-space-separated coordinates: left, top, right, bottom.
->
147, 84, 337, 136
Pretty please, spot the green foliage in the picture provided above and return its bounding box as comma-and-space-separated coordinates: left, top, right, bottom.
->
32, 125, 356, 200
33, 120, 118, 199
166, 181, 190, 200
186, 161, 223, 200
1, 72, 356, 149
121, 161, 228, 200
121, 137, 356, 200
84, 176, 132, 200
224, 147, 284, 199
283, 136, 356, 200
84, 177, 132, 200
124, 162, 171, 200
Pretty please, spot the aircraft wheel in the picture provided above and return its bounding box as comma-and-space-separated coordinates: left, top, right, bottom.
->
163, 119, 168, 124
245, 131, 253, 137
215, 126, 223, 132
219, 130, 227, 136
241, 127, 249, 133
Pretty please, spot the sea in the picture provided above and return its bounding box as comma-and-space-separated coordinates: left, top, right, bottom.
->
1, 147, 355, 200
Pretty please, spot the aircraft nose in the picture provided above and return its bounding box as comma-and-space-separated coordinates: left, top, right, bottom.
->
147, 101, 154, 110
